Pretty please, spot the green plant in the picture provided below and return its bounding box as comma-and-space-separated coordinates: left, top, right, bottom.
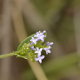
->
0, 30, 53, 63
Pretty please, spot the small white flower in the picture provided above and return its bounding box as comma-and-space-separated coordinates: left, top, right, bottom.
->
44, 46, 51, 54
35, 55, 45, 63
35, 47, 43, 56
30, 37, 37, 45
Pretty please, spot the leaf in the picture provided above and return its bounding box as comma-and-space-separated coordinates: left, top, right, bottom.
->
17, 34, 35, 51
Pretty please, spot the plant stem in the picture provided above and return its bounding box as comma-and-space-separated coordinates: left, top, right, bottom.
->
0, 51, 21, 59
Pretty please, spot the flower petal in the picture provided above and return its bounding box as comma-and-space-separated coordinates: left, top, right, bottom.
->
35, 58, 39, 61
41, 55, 45, 59
39, 59, 42, 63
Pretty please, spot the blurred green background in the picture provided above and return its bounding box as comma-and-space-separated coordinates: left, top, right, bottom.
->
0, 0, 80, 80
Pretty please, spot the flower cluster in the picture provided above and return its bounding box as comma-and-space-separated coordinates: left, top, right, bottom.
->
17, 31, 53, 63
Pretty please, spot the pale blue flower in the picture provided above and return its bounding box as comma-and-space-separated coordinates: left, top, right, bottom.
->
34, 32, 43, 37
35, 47, 42, 56
30, 46, 36, 50
30, 37, 37, 45
44, 46, 51, 54
35, 55, 45, 63
42, 30, 46, 34
34, 31, 46, 42
37, 35, 45, 42
46, 42, 53, 46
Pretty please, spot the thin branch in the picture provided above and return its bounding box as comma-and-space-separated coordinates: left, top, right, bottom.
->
0, 51, 21, 59
0, 53, 14, 59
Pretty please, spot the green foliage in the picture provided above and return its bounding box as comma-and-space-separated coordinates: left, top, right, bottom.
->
17, 34, 35, 51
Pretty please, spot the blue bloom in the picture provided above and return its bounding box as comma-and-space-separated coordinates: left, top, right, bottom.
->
35, 47, 43, 56
30, 37, 37, 45
35, 55, 45, 63
34, 31, 46, 42
30, 46, 36, 50
42, 30, 46, 34
34, 32, 42, 37
37, 35, 45, 42
44, 46, 51, 54
46, 42, 53, 46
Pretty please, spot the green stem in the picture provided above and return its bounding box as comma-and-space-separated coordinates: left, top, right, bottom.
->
0, 51, 21, 59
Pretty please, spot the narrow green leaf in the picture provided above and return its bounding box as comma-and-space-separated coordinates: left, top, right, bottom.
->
17, 34, 35, 51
